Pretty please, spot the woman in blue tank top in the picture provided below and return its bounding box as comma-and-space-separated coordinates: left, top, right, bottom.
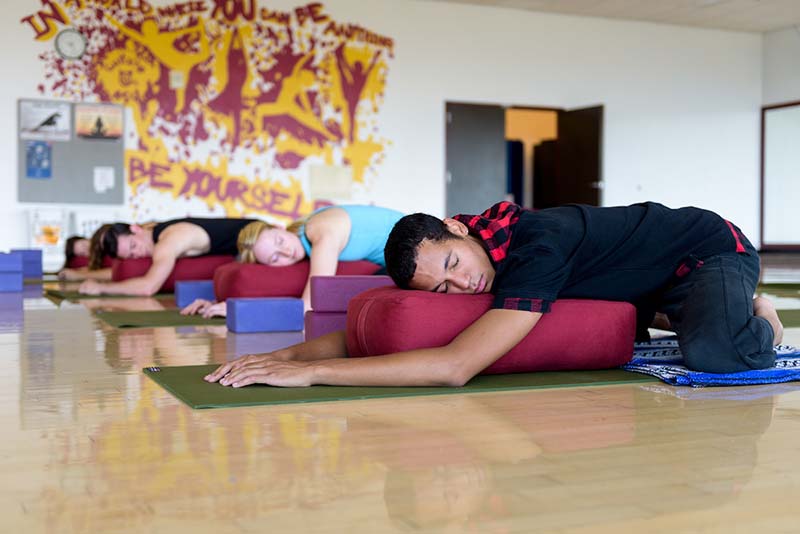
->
181, 205, 404, 317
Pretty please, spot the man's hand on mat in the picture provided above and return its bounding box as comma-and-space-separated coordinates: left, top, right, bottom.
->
205, 354, 314, 387
79, 279, 103, 295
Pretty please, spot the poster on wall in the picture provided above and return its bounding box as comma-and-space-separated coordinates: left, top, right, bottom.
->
19, 100, 71, 142
75, 104, 123, 139
25, 141, 52, 179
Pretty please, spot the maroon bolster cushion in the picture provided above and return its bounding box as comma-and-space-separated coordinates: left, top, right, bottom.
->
66, 256, 113, 269
213, 260, 382, 300
346, 287, 637, 374
111, 255, 235, 292
67, 256, 89, 269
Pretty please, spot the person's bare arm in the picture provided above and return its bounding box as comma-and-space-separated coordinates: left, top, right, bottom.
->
58, 267, 112, 281
79, 246, 177, 296
208, 309, 542, 388
205, 330, 348, 381
300, 208, 351, 308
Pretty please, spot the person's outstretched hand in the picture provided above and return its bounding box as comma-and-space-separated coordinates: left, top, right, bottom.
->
79, 279, 103, 295
180, 299, 227, 318
205, 353, 314, 388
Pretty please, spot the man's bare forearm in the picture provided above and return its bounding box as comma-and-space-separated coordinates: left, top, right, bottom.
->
272, 330, 349, 361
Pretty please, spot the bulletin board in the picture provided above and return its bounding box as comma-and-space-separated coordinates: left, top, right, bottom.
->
17, 99, 124, 204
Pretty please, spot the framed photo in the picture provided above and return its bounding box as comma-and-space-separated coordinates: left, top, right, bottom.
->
75, 103, 123, 139
19, 100, 71, 142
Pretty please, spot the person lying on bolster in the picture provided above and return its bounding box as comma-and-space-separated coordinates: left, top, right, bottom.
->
205, 201, 784, 388
79, 218, 257, 296
181, 205, 404, 317
57, 235, 114, 282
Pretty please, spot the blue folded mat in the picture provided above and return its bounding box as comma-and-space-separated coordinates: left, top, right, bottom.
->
624, 337, 800, 387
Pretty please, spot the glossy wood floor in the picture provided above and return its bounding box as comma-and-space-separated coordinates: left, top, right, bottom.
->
4, 256, 800, 533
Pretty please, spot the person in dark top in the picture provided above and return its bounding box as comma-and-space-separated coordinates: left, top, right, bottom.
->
79, 218, 257, 296
203, 202, 783, 388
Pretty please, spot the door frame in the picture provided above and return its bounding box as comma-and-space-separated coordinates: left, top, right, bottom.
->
760, 99, 800, 251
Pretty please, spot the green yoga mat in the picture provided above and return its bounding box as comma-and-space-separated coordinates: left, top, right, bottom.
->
25, 277, 56, 284
778, 309, 800, 328
143, 365, 657, 409
45, 289, 173, 302
97, 310, 226, 328
759, 283, 800, 291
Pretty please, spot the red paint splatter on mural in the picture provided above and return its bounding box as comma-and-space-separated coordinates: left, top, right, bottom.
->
275, 151, 304, 169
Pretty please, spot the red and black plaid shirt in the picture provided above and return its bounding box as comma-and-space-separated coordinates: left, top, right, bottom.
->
454, 202, 549, 312
453, 201, 526, 264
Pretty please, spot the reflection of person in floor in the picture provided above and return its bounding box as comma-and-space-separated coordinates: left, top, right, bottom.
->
79, 218, 257, 297
181, 205, 403, 317
102, 320, 224, 373
57, 235, 113, 282
206, 201, 784, 388
378, 389, 774, 530
356, 395, 540, 530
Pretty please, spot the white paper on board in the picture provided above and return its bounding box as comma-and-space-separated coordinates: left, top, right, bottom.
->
93, 166, 115, 193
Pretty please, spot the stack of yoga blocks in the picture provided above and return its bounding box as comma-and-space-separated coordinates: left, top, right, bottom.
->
11, 249, 43, 279
305, 275, 394, 341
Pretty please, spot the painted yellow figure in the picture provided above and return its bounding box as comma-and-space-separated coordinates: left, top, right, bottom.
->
252, 53, 335, 143
107, 16, 211, 111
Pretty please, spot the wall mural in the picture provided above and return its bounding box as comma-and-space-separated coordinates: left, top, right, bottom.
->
21, 0, 394, 222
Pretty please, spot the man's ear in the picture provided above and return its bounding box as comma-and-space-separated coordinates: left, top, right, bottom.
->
442, 218, 469, 237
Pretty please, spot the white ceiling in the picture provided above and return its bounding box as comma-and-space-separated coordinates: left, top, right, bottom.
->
417, 0, 800, 33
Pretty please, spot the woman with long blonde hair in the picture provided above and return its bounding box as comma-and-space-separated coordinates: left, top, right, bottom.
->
181, 205, 404, 317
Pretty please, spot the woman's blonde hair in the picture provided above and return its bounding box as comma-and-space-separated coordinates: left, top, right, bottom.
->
237, 218, 306, 263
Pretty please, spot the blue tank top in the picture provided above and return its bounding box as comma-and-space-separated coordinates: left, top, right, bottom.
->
299, 205, 404, 267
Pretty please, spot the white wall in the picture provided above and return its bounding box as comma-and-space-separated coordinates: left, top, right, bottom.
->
2, 0, 764, 250
763, 27, 800, 106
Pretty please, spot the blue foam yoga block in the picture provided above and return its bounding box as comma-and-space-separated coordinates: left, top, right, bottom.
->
227, 298, 304, 333
175, 280, 217, 308
0, 272, 23, 292
0, 292, 23, 310
0, 253, 23, 273
11, 249, 43, 278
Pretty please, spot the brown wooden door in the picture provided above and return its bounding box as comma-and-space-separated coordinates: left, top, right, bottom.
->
533, 105, 603, 209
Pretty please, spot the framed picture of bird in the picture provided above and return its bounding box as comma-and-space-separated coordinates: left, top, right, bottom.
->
19, 99, 71, 142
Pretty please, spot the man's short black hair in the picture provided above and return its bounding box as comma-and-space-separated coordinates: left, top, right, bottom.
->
384, 213, 459, 289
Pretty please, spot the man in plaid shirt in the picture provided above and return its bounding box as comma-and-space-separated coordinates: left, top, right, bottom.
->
205, 201, 783, 388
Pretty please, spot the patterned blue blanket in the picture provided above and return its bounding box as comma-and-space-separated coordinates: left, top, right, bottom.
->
623, 337, 800, 387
